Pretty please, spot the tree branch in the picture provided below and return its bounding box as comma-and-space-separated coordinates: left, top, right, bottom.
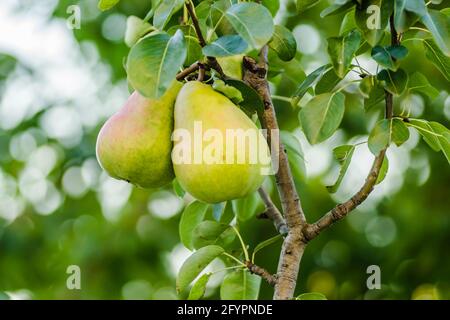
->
303, 150, 386, 240
245, 261, 277, 287
176, 61, 200, 80
303, 14, 398, 241
184, 0, 226, 78
257, 188, 288, 235
243, 47, 306, 300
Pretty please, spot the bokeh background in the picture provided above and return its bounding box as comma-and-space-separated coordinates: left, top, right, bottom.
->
0, 0, 449, 300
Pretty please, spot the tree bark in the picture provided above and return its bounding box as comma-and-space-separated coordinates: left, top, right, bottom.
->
243, 49, 307, 300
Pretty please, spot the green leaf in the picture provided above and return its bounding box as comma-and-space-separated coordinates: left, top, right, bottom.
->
355, 0, 394, 46
428, 122, 450, 163
327, 144, 355, 193
293, 64, 331, 99
297, 0, 321, 13
388, 45, 409, 60
173, 178, 185, 198
364, 82, 385, 111
280, 131, 304, 159
210, 0, 236, 37
220, 201, 235, 224
407, 119, 450, 163
98, 0, 120, 11
168, 25, 203, 66
269, 25, 297, 62
153, 0, 185, 30
321, 0, 354, 18
188, 273, 211, 300
296, 292, 327, 300
299, 92, 346, 145
408, 72, 440, 99
375, 156, 389, 184
212, 79, 244, 104
359, 75, 375, 99
262, 0, 280, 17
368, 118, 410, 155
124, 16, 153, 48
394, 0, 421, 33
203, 35, 248, 57
224, 79, 265, 117
220, 270, 261, 300
423, 39, 450, 81
421, 9, 450, 57
407, 119, 441, 152
252, 234, 282, 262
315, 69, 341, 94
377, 69, 408, 96
232, 191, 262, 222
179, 201, 210, 250
340, 9, 357, 36
177, 245, 224, 293
404, 0, 426, 16
281, 131, 307, 177
127, 30, 186, 98
372, 46, 396, 70
371, 45, 408, 71
224, 3, 274, 49
192, 221, 236, 249
212, 202, 225, 221
327, 30, 361, 78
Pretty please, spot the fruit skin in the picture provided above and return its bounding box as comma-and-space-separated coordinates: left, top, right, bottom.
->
96, 81, 182, 188
172, 81, 269, 203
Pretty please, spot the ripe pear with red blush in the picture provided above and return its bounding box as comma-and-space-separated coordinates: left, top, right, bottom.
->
96, 81, 182, 188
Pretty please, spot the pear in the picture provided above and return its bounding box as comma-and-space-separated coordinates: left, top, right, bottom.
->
96, 81, 182, 188
172, 81, 270, 203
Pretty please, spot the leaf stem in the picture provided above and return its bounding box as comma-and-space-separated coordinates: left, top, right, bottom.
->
222, 252, 246, 266
232, 225, 250, 261
271, 95, 293, 103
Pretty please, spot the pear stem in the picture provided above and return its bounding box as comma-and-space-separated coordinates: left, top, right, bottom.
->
197, 63, 205, 82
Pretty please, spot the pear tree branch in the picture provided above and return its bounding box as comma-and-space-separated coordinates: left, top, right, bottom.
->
184, 0, 226, 78
303, 15, 399, 241
257, 188, 288, 235
245, 261, 277, 287
243, 46, 307, 300
176, 61, 200, 80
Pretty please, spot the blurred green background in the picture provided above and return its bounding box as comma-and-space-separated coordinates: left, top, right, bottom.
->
0, 0, 449, 300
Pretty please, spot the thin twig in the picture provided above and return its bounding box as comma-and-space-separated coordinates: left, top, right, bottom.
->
257, 188, 288, 235
184, 0, 226, 78
245, 261, 277, 287
176, 61, 200, 80
185, 0, 206, 46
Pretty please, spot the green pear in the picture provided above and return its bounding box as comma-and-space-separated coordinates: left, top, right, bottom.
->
172, 81, 270, 203
96, 81, 183, 188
